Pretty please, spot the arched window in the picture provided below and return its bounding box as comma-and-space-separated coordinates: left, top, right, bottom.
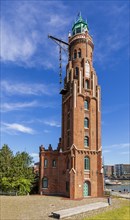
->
76, 27, 81, 34
84, 136, 89, 147
74, 50, 77, 59
44, 159, 48, 168
84, 157, 90, 170
78, 49, 81, 58
84, 118, 89, 128
84, 100, 89, 110
75, 67, 79, 77
85, 80, 89, 89
42, 177, 48, 188
52, 160, 56, 167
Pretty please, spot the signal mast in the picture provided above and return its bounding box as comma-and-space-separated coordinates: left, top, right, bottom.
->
48, 35, 69, 93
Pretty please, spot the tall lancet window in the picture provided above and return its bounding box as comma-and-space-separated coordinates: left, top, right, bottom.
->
74, 50, 77, 59
75, 67, 79, 77
78, 49, 81, 58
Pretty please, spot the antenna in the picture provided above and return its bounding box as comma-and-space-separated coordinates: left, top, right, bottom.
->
59, 45, 62, 90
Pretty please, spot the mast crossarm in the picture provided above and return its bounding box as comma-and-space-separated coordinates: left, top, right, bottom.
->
48, 35, 69, 46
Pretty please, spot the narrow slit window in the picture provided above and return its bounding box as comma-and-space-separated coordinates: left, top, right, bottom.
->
84, 100, 89, 110
84, 118, 89, 128
44, 159, 48, 168
75, 67, 79, 77
78, 49, 81, 58
84, 136, 89, 147
52, 160, 56, 167
84, 157, 90, 170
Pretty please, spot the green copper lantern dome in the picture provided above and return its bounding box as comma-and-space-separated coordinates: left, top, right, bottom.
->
72, 13, 89, 35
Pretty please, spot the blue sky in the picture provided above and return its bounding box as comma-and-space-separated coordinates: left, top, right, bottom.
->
0, 0, 129, 165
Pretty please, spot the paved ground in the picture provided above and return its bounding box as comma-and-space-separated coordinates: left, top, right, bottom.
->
0, 195, 125, 220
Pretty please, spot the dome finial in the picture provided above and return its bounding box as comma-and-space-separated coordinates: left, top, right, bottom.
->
78, 11, 81, 17
77, 11, 82, 21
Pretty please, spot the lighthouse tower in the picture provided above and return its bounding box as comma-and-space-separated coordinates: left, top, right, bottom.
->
39, 14, 104, 199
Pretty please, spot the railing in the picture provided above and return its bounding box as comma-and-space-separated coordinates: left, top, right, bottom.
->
0, 191, 17, 196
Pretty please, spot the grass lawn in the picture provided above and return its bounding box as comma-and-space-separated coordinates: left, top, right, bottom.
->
83, 200, 130, 220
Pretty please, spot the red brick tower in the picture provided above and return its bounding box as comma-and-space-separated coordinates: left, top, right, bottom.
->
39, 14, 104, 199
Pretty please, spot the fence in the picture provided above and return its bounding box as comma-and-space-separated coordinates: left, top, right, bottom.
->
0, 191, 17, 196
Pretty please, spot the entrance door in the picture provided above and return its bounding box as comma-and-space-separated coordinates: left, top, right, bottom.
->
83, 182, 89, 197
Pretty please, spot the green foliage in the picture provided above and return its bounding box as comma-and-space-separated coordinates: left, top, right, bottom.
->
83, 203, 130, 220
0, 144, 13, 178
13, 177, 32, 195
1, 177, 14, 191
0, 145, 35, 195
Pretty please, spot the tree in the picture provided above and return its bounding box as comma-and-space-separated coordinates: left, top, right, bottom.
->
0, 144, 13, 176
0, 145, 35, 195
12, 151, 35, 195
0, 145, 14, 191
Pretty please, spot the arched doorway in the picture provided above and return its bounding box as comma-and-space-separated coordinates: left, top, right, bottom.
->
83, 181, 90, 197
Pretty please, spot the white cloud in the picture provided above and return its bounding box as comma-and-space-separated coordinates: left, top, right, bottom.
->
48, 13, 70, 28
1, 100, 58, 112
44, 120, 61, 128
1, 101, 37, 112
112, 143, 129, 148
0, 1, 71, 68
119, 151, 129, 155
30, 153, 39, 158
43, 129, 50, 133
1, 80, 57, 96
1, 1, 128, 68
104, 143, 130, 149
103, 150, 111, 153
1, 20, 36, 63
93, 3, 129, 65
1, 101, 57, 112
2, 123, 35, 134
120, 143, 130, 148
30, 153, 39, 163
